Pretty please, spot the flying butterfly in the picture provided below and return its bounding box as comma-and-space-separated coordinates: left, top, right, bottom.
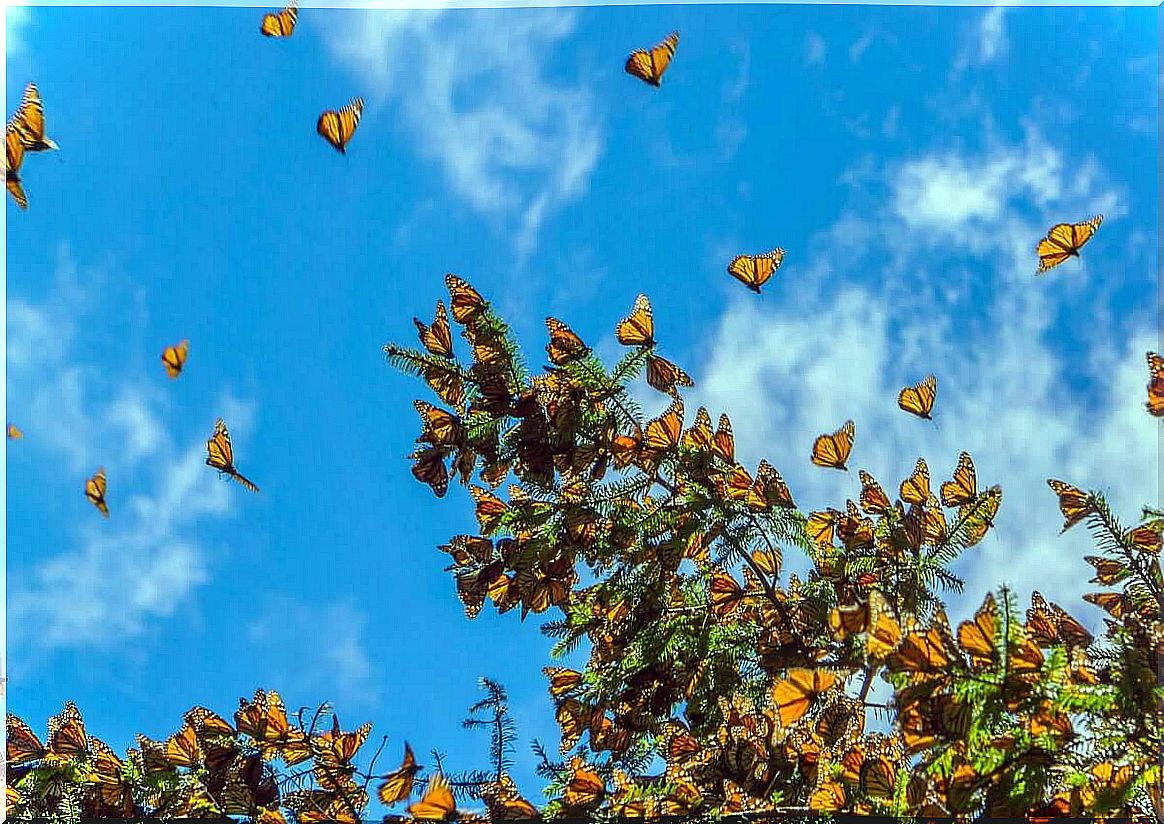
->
727, 249, 784, 294
1035, 215, 1102, 274
6, 123, 28, 209
8, 83, 58, 152
616, 294, 655, 347
7, 422, 23, 439
206, 418, 260, 493
1146, 351, 1164, 417
378, 742, 422, 806
260, 0, 297, 37
625, 32, 679, 87
161, 339, 189, 379
414, 301, 454, 359
85, 467, 109, 517
811, 419, 855, 470
407, 772, 457, 820
317, 98, 363, 154
1046, 478, 1095, 533
897, 374, 937, 420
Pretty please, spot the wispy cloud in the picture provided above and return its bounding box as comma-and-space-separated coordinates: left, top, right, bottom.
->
5, 5, 32, 60
246, 600, 381, 712
687, 125, 1149, 632
6, 247, 253, 653
320, 8, 603, 262
803, 31, 826, 67
953, 5, 1008, 74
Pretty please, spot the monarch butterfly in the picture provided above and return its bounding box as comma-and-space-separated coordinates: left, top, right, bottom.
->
616, 294, 655, 347
206, 418, 260, 492
1046, 478, 1094, 533
562, 756, 606, 808
317, 98, 363, 154
377, 742, 421, 806
545, 317, 589, 365
865, 589, 903, 660
755, 459, 795, 509
410, 446, 449, 498
1036, 215, 1102, 274
940, 451, 977, 507
313, 717, 371, 778
646, 353, 693, 395
161, 339, 189, 379
85, 468, 109, 517
407, 773, 457, 820
478, 774, 538, 821
543, 666, 583, 698
727, 249, 784, 293
858, 470, 891, 516
961, 484, 1001, 546
8, 83, 58, 152
897, 374, 936, 420
811, 419, 855, 470
7, 422, 23, 439
957, 593, 999, 670
414, 301, 454, 359
858, 754, 897, 799
899, 457, 930, 505
164, 723, 203, 768
625, 32, 679, 87
771, 668, 837, 728
6, 123, 28, 209
260, 1, 297, 37
6, 715, 46, 765
445, 274, 485, 324
640, 398, 683, 467
806, 508, 837, 547
1146, 351, 1164, 417
46, 701, 89, 763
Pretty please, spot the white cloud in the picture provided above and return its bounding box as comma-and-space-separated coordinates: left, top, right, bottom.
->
953, 6, 1008, 74
687, 127, 1150, 634
320, 8, 602, 262
6, 248, 252, 652
246, 601, 380, 711
804, 32, 826, 67
5, 5, 32, 59
848, 32, 876, 64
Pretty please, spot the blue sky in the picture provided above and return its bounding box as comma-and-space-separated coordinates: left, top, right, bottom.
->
4, 1, 1158, 811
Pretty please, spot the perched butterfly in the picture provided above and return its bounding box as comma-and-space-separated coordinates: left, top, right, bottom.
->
545, 317, 589, 365
411, 446, 449, 498
46, 701, 89, 763
1027, 590, 1094, 650
646, 354, 693, 395
616, 294, 655, 347
625, 32, 679, 87
1145, 351, 1164, 417
317, 98, 363, 154
6, 123, 28, 209
561, 756, 606, 809
899, 457, 931, 505
1036, 215, 1102, 274
897, 374, 936, 420
1047, 478, 1094, 533
161, 339, 189, 379
478, 773, 539, 821
407, 772, 457, 820
940, 451, 977, 507
414, 302, 454, 359
6, 715, 46, 765
727, 249, 784, 294
206, 418, 260, 492
858, 470, 892, 516
85, 467, 109, 517
811, 420, 855, 470
445, 274, 485, 324
260, 0, 297, 37
7, 422, 23, 439
164, 724, 204, 768
771, 668, 838, 729
957, 593, 999, 670
8, 83, 58, 152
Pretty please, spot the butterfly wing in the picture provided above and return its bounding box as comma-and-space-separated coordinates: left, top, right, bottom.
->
625, 32, 679, 86
6, 124, 27, 209
1146, 351, 1164, 417
85, 468, 109, 517
12, 83, 56, 151
407, 773, 457, 820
